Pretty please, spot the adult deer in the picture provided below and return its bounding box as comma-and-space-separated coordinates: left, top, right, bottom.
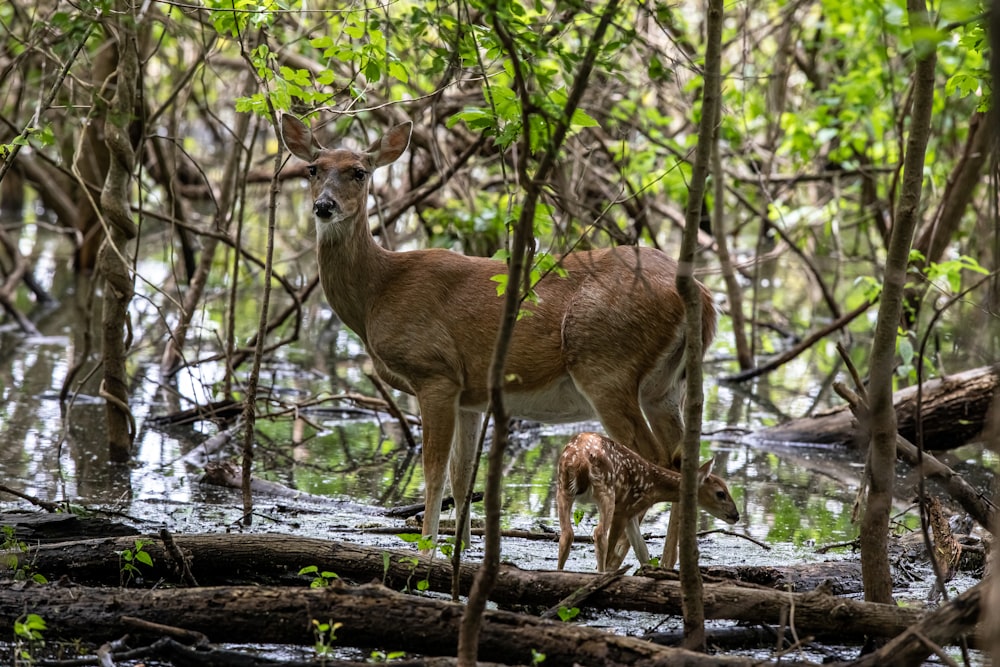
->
280, 115, 716, 561
555, 432, 739, 571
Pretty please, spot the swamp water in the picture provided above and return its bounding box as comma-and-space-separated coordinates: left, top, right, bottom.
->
0, 227, 995, 664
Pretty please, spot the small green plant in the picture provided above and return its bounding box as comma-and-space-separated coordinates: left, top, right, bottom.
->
396, 555, 430, 592
572, 507, 585, 526
118, 539, 153, 586
14, 612, 46, 664
2, 526, 48, 584
369, 649, 406, 662
531, 648, 546, 664
556, 606, 579, 622
396, 533, 436, 551
396, 534, 435, 592
311, 619, 342, 657
299, 565, 339, 588
438, 535, 456, 559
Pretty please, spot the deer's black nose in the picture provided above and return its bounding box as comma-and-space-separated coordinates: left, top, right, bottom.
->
314, 198, 338, 219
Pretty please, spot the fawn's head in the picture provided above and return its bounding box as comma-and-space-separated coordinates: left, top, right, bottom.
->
280, 115, 411, 234
696, 458, 740, 525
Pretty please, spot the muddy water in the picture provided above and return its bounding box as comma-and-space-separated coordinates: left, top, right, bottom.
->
0, 226, 994, 664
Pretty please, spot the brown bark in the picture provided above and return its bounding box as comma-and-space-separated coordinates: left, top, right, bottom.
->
98, 2, 142, 463
862, 0, 937, 607
754, 363, 1000, 451
11, 533, 933, 643
675, 0, 723, 650
0, 580, 787, 667
913, 110, 994, 266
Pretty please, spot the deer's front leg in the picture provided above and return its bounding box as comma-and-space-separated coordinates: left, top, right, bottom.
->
416, 383, 461, 552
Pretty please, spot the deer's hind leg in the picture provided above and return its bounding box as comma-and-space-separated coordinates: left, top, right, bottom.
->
449, 410, 481, 551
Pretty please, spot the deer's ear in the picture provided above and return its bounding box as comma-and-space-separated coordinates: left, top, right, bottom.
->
281, 114, 319, 163
368, 121, 412, 168
697, 457, 716, 483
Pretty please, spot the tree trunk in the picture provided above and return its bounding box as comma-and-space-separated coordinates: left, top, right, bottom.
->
98, 1, 142, 463
861, 0, 937, 607
675, 0, 724, 651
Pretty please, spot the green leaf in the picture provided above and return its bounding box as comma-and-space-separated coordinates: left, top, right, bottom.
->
396, 533, 423, 543
570, 108, 599, 128
490, 274, 508, 296
898, 336, 914, 366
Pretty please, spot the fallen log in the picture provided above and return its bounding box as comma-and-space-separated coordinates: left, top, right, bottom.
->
752, 363, 999, 450
13, 533, 929, 643
0, 581, 794, 667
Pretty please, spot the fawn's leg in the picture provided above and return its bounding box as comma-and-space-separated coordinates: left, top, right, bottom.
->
592, 476, 617, 572
556, 479, 576, 570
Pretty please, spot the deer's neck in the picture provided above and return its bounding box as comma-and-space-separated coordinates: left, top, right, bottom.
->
315, 216, 390, 341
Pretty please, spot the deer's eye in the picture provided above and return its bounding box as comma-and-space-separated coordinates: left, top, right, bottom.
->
716, 491, 727, 501
307, 165, 317, 178
352, 167, 368, 182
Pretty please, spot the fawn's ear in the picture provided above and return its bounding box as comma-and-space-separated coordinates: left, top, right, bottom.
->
697, 457, 716, 483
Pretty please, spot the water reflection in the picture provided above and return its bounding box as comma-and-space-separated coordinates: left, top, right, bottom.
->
0, 227, 995, 558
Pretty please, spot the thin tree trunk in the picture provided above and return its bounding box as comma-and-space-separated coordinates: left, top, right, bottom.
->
861, 0, 937, 606
676, 0, 723, 651
711, 128, 751, 371
98, 1, 141, 463
457, 5, 622, 664
988, 4, 1000, 664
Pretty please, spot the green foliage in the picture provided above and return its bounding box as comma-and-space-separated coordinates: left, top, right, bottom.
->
14, 613, 46, 642
395, 534, 434, 592
118, 539, 153, 587
311, 618, 342, 657
299, 565, 339, 588
370, 649, 407, 662
531, 648, 546, 664
1, 526, 48, 585
13, 612, 46, 664
556, 606, 580, 622
572, 507, 585, 527
924, 255, 989, 294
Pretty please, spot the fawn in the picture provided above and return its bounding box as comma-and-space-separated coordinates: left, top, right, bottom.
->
556, 432, 739, 571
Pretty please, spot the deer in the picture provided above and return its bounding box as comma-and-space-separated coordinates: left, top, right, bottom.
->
555, 432, 740, 572
279, 114, 717, 563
